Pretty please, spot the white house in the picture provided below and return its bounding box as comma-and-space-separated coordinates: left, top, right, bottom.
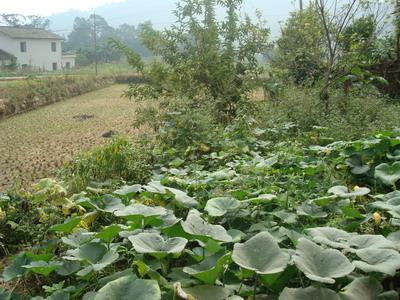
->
0, 26, 76, 71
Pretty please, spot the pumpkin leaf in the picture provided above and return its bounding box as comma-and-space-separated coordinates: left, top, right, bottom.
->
128, 233, 187, 259
339, 277, 382, 300
375, 162, 400, 186
293, 238, 354, 284
232, 232, 290, 275
181, 210, 232, 243
353, 248, 400, 276
279, 286, 339, 300
50, 217, 82, 233
94, 276, 161, 300
183, 251, 231, 284
204, 197, 240, 217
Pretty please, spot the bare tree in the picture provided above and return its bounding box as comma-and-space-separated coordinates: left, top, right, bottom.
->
315, 0, 390, 112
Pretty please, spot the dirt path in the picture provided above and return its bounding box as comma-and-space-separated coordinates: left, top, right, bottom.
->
0, 84, 140, 191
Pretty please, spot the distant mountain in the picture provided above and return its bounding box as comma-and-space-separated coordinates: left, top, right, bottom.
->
48, 0, 299, 39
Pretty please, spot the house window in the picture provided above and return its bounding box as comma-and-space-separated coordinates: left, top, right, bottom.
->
65, 62, 71, 69
20, 42, 27, 52
52, 63, 57, 71
51, 42, 57, 52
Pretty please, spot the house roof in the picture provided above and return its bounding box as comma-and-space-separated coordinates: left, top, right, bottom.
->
0, 49, 13, 60
0, 26, 64, 40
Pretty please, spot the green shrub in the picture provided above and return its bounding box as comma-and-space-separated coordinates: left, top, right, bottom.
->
257, 85, 400, 141
61, 137, 153, 191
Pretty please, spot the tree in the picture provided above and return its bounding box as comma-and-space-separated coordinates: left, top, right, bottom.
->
314, 0, 388, 111
0, 14, 49, 28
121, 0, 270, 122
65, 15, 152, 66
273, 6, 325, 84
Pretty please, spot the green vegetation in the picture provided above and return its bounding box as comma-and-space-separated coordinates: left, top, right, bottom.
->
0, 85, 142, 190
0, 76, 114, 119
1, 0, 400, 299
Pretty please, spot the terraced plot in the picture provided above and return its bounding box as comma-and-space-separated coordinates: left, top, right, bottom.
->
0, 84, 141, 190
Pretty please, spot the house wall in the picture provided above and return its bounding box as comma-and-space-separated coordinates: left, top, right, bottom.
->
0, 32, 62, 71
0, 33, 15, 54
61, 56, 76, 69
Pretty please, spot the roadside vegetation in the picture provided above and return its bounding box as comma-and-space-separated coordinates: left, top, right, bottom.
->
1, 0, 400, 299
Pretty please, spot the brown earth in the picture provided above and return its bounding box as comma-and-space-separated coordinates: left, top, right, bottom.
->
0, 84, 143, 191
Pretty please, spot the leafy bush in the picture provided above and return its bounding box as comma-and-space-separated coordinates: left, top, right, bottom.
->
61, 137, 153, 191
118, 0, 270, 122
258, 85, 400, 141
272, 6, 325, 84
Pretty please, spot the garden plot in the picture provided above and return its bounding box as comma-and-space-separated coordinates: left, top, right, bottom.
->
0, 85, 141, 190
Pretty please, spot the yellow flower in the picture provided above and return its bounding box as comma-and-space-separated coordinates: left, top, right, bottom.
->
373, 212, 382, 225
38, 208, 49, 223
353, 185, 360, 191
199, 144, 210, 153
80, 212, 98, 230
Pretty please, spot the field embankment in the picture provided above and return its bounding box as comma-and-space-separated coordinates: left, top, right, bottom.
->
0, 76, 113, 119
0, 84, 143, 190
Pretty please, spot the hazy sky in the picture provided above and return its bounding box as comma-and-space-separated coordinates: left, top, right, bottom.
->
2, 0, 301, 17
3, 0, 304, 37
2, 0, 127, 16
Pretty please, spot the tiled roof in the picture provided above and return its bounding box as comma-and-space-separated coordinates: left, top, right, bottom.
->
0, 26, 64, 40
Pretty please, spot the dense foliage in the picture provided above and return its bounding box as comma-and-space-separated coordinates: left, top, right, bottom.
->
121, 0, 270, 121
1, 122, 400, 299
1, 1, 400, 299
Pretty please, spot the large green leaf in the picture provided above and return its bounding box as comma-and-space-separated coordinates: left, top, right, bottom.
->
64, 242, 119, 274
113, 184, 142, 197
165, 187, 199, 208
387, 231, 400, 250
387, 149, 400, 161
2, 253, 30, 282
353, 248, 400, 276
347, 235, 396, 251
296, 202, 328, 219
49, 217, 82, 233
204, 197, 240, 217
339, 277, 382, 300
96, 225, 122, 243
232, 232, 290, 275
61, 230, 94, 248
128, 233, 187, 259
101, 195, 125, 213
94, 275, 161, 300
328, 186, 370, 198
144, 181, 198, 208
183, 251, 231, 284
182, 285, 231, 300
23, 261, 61, 276
279, 286, 339, 300
181, 210, 232, 243
293, 238, 354, 284
345, 155, 370, 175
306, 227, 352, 249
114, 204, 168, 221
375, 162, 400, 186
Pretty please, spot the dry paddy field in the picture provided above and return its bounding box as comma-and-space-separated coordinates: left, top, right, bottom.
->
0, 84, 142, 191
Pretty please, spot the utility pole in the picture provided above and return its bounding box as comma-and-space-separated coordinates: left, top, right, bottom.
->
299, 0, 303, 11
93, 11, 98, 76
